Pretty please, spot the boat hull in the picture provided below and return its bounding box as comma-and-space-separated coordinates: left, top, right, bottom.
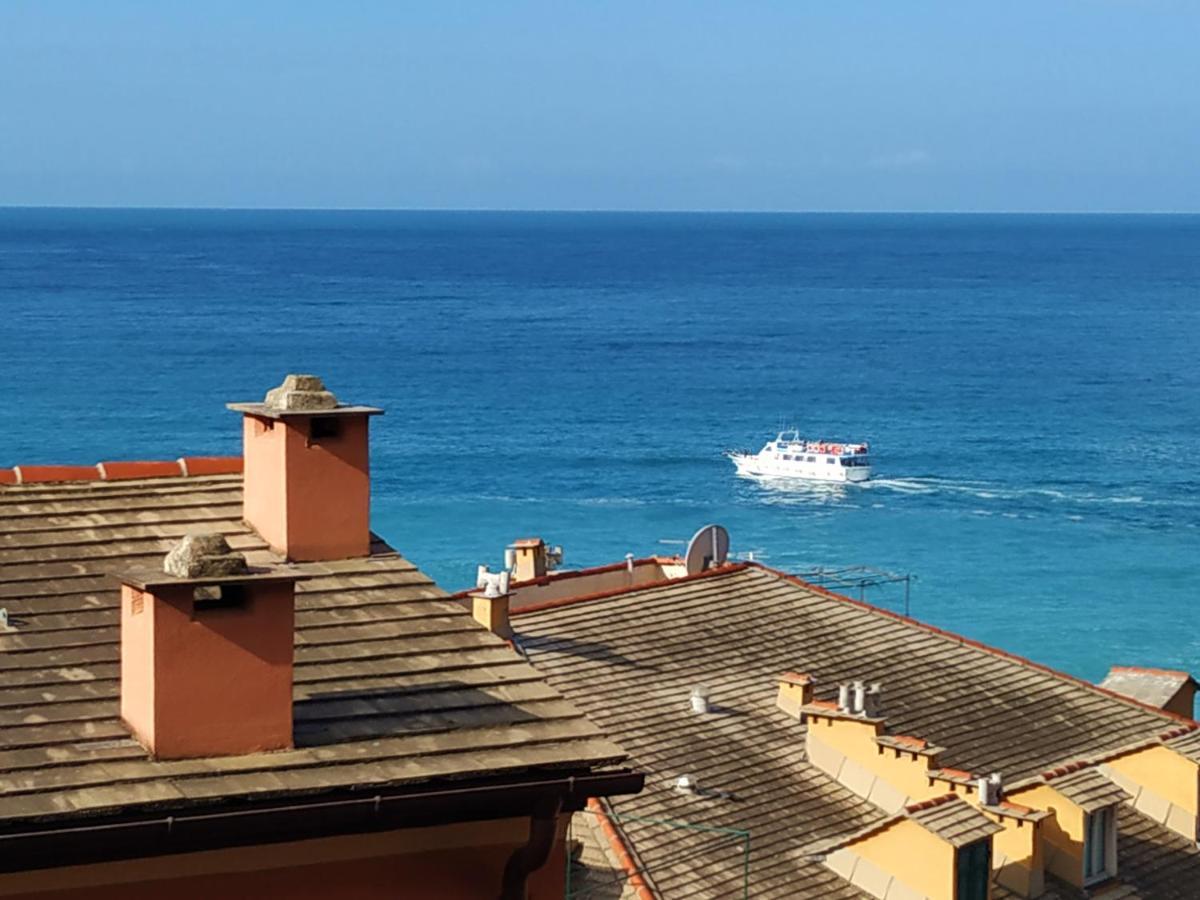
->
729, 453, 871, 483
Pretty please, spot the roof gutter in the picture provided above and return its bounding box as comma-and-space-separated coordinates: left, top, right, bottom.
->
0, 769, 644, 876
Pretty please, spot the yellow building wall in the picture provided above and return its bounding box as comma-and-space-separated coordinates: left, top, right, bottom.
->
1105, 744, 1199, 816
807, 715, 943, 803
851, 818, 957, 900
989, 814, 1042, 898
1007, 784, 1085, 887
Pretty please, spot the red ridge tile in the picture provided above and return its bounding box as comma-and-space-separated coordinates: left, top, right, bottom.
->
99, 460, 185, 480
14, 464, 101, 483
179, 456, 243, 476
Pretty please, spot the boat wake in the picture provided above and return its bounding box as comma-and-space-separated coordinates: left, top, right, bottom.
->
741, 472, 1166, 511
861, 476, 1154, 507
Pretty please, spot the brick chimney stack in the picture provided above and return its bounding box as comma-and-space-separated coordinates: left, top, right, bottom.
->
119, 533, 309, 759
228, 375, 383, 562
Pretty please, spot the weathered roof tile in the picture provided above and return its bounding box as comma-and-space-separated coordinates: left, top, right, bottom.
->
0, 472, 627, 825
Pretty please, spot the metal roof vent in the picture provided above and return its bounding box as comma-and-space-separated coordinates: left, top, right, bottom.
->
978, 773, 1003, 806
690, 685, 712, 714
476, 566, 511, 598
863, 683, 883, 717
675, 774, 699, 795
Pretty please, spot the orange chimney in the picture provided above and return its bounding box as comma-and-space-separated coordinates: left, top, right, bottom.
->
119, 533, 309, 759
510, 537, 548, 581
228, 374, 383, 562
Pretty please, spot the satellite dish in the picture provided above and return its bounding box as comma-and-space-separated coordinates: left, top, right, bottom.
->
684, 524, 730, 575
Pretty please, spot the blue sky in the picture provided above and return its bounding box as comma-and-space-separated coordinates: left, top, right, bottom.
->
1, 2, 1197, 211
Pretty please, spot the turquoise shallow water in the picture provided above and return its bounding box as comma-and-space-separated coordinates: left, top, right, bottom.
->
2, 209, 1198, 683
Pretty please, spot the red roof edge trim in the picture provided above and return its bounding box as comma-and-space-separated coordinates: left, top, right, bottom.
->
99, 460, 185, 480
179, 456, 243, 476
515, 557, 679, 591
1160, 725, 1199, 742
511, 563, 751, 616
1109, 665, 1197, 682
905, 793, 958, 813
938, 767, 975, 780
999, 800, 1036, 814
449, 556, 670, 599
755, 562, 1199, 728
2, 457, 243, 486
587, 798, 657, 900
14, 464, 101, 483
1042, 759, 1092, 781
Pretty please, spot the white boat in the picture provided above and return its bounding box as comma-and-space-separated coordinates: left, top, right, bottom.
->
727, 430, 872, 483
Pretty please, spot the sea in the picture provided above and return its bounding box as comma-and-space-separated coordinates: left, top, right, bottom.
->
2, 208, 1198, 684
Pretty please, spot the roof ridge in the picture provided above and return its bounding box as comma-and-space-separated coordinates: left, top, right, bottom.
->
452, 555, 684, 599
905, 792, 959, 813
1, 456, 241, 486
1042, 759, 1093, 780
750, 562, 1197, 728
509, 562, 751, 616
1109, 665, 1196, 681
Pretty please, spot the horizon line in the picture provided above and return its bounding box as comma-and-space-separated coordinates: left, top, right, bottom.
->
3, 203, 1200, 216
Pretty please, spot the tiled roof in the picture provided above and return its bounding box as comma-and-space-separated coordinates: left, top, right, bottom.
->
515, 564, 1191, 898
0, 471, 626, 828
905, 794, 1003, 847
1043, 764, 1130, 812
1164, 728, 1200, 762
1100, 667, 1196, 710
1114, 805, 1200, 896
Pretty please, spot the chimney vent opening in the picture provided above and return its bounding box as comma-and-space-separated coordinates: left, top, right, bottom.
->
309, 417, 342, 442
192, 584, 249, 613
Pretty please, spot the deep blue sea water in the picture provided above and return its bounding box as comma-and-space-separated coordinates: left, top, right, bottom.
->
2, 209, 1198, 685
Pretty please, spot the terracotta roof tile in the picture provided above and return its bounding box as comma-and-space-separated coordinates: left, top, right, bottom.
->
516, 564, 1188, 897
0, 472, 627, 829
1099, 666, 1197, 710
906, 794, 1003, 847
1044, 765, 1129, 812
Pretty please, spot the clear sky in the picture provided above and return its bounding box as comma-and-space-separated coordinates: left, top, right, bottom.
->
2, 1, 1198, 212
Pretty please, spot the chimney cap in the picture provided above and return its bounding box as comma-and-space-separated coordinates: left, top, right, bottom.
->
117, 567, 312, 593
509, 537, 545, 549
779, 671, 813, 686
116, 533, 312, 591
164, 532, 247, 579
227, 374, 383, 420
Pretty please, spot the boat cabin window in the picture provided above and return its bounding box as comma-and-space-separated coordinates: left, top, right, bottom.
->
841, 457, 871, 467
826, 457, 835, 464
807, 456, 815, 463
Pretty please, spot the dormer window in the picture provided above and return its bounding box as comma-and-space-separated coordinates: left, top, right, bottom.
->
1084, 805, 1116, 884
955, 839, 991, 900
